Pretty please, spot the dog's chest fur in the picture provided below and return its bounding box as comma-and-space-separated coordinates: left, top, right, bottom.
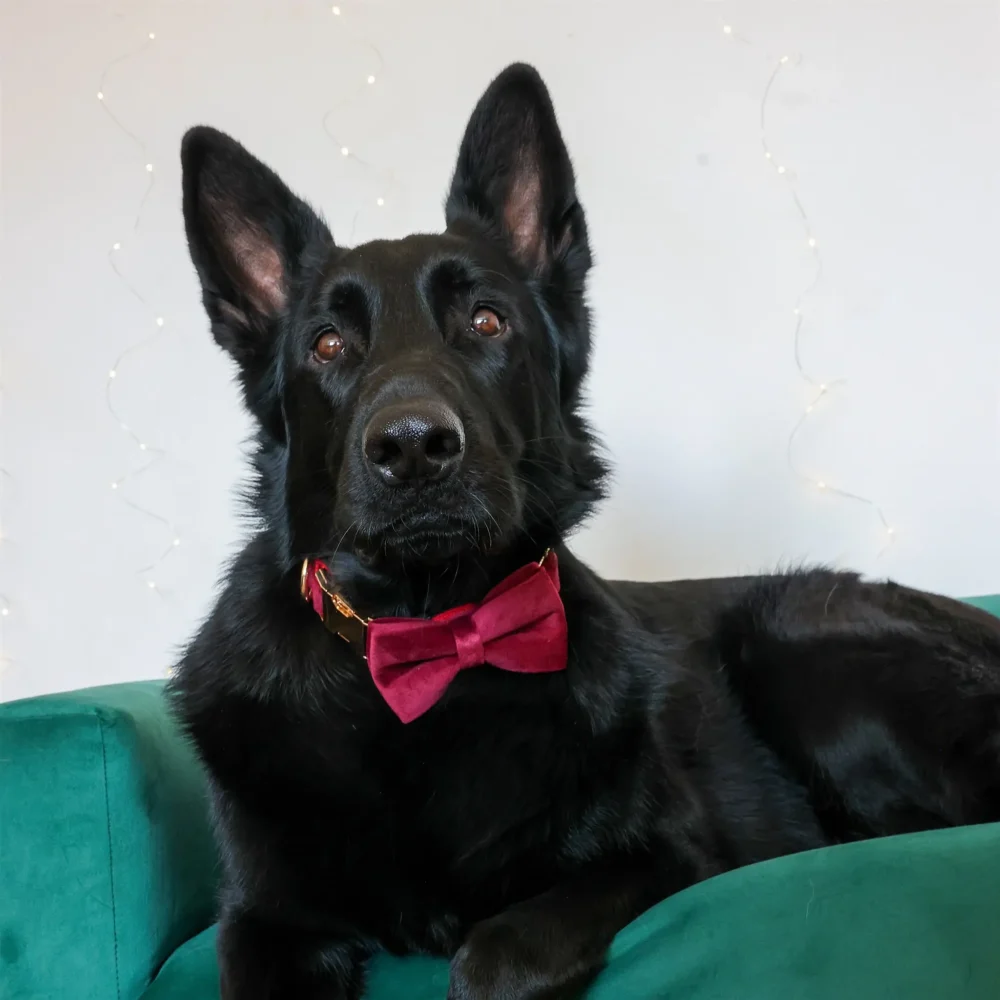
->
175, 544, 835, 959
177, 549, 682, 954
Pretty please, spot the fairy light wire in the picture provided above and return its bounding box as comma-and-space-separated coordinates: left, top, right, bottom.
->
723, 24, 896, 555
321, 7, 398, 241
98, 29, 182, 591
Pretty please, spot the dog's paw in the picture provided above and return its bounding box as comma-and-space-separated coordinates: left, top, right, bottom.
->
447, 916, 591, 1000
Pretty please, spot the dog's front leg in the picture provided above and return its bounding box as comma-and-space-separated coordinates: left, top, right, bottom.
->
217, 906, 368, 1000
447, 864, 664, 1000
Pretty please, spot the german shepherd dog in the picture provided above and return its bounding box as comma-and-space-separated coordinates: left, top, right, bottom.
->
170, 64, 1000, 1000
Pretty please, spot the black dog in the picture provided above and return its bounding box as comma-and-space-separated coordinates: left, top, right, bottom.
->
170, 64, 1000, 1000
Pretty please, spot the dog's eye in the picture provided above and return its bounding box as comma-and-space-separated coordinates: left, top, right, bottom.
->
471, 307, 506, 338
312, 330, 345, 363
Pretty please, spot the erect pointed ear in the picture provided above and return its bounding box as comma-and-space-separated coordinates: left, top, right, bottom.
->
445, 64, 590, 280
181, 126, 331, 363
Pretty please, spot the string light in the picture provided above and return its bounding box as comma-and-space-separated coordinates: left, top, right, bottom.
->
321, 37, 400, 244
98, 30, 184, 595
332, 5, 341, 13
718, 21, 898, 554
730, 38, 897, 554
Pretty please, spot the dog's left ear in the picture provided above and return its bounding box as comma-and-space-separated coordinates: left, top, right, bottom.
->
445, 64, 589, 281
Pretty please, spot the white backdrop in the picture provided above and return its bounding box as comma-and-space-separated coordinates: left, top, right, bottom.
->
2, 0, 999, 701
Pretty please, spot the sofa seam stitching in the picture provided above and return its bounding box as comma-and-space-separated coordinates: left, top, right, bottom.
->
98, 711, 123, 1000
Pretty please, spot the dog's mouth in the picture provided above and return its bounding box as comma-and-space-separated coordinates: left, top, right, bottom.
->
338, 474, 523, 565
357, 513, 485, 562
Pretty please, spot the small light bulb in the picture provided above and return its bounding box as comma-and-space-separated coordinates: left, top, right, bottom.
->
173, 537, 182, 547
147, 580, 156, 589
139, 443, 147, 451
723, 24, 732, 34
819, 383, 827, 392
793, 308, 801, 316
332, 5, 341, 13
145, 163, 153, 172
155, 316, 164, 327
341, 146, 349, 156
780, 55, 789, 64
817, 481, 827, 490
805, 405, 814, 414
97, 91, 104, 101
376, 197, 385, 206
112, 242, 121, 251
764, 152, 772, 160
148, 32, 156, 40
808, 237, 817, 248
887, 527, 895, 535
367, 75, 375, 84
1, 608, 9, 617
109, 369, 117, 379
111, 482, 119, 490
777, 165, 786, 175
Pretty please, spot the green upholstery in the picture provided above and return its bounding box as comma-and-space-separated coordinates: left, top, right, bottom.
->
3, 592, 1000, 999
142, 822, 1000, 1000
0, 682, 218, 1000
965, 593, 1000, 617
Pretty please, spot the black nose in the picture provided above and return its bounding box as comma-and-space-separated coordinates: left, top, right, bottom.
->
363, 399, 465, 486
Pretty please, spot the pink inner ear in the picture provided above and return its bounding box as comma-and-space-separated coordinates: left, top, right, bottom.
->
504, 162, 546, 270
229, 226, 287, 316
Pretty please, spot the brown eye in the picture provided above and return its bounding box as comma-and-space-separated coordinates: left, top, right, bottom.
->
312, 330, 344, 363
471, 307, 506, 338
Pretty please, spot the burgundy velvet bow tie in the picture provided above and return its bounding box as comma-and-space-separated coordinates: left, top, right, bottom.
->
301, 551, 568, 723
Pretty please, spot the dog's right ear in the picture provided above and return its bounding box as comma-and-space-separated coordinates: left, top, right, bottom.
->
181, 126, 331, 364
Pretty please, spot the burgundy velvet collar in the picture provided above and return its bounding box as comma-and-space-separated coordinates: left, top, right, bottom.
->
300, 552, 568, 722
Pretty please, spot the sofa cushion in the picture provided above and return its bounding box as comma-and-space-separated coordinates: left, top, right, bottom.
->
142, 821, 1000, 1000
0, 683, 218, 1000
965, 593, 1000, 617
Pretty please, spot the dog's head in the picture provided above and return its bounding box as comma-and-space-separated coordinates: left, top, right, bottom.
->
182, 64, 606, 575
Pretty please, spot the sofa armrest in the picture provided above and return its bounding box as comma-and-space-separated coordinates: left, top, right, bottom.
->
0, 681, 219, 1000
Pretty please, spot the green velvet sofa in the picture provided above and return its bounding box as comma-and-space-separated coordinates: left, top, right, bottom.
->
3, 593, 1000, 1000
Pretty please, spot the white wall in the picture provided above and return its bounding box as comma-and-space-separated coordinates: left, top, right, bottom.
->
2, 0, 999, 701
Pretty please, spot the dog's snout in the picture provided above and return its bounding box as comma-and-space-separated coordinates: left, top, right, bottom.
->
363, 400, 465, 486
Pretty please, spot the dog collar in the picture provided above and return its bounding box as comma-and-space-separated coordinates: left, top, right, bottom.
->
299, 550, 555, 657
300, 559, 371, 654
299, 551, 567, 723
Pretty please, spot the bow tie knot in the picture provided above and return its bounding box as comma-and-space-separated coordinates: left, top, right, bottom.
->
450, 613, 487, 672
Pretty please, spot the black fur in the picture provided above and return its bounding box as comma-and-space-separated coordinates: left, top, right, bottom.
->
169, 64, 1000, 1000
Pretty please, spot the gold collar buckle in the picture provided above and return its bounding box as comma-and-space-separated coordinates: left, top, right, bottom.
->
301, 558, 370, 655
